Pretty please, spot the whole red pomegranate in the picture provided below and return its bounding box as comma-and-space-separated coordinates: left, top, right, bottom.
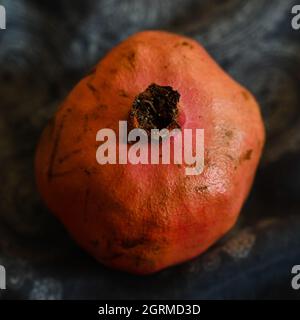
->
35, 31, 265, 274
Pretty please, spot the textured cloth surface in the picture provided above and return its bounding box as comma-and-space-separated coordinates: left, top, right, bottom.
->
0, 0, 300, 299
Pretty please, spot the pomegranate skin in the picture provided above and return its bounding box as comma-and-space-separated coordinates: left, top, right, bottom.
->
35, 31, 265, 274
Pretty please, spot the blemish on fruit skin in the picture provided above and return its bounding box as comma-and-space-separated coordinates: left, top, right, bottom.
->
182, 41, 194, 49
126, 51, 136, 69
58, 149, 82, 164
87, 82, 97, 94
231, 149, 253, 169
225, 130, 233, 139
83, 114, 89, 133
89, 110, 100, 121
225, 154, 234, 161
83, 168, 91, 176
47, 111, 70, 182
95, 104, 108, 112
174, 41, 194, 49
110, 68, 118, 74
240, 149, 253, 162
242, 90, 250, 101
203, 151, 211, 166
195, 185, 208, 193
120, 237, 150, 249
87, 81, 101, 101
119, 90, 129, 98
88, 80, 111, 99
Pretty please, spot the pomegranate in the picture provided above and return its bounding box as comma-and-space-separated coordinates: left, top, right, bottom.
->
35, 31, 265, 274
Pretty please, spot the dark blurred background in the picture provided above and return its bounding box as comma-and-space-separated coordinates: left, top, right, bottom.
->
0, 0, 300, 299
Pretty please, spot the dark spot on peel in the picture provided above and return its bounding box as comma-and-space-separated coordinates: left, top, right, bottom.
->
174, 41, 194, 49
242, 90, 250, 100
58, 149, 82, 164
225, 130, 233, 139
110, 68, 117, 74
182, 41, 194, 49
82, 114, 89, 133
121, 236, 150, 249
225, 154, 234, 161
195, 185, 208, 193
90, 111, 101, 120
239, 149, 253, 164
84, 166, 101, 175
84, 168, 91, 176
126, 51, 136, 69
87, 81, 100, 100
47, 112, 69, 181
87, 82, 97, 93
244, 149, 253, 160
119, 90, 129, 98
94, 104, 108, 113
50, 168, 78, 178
